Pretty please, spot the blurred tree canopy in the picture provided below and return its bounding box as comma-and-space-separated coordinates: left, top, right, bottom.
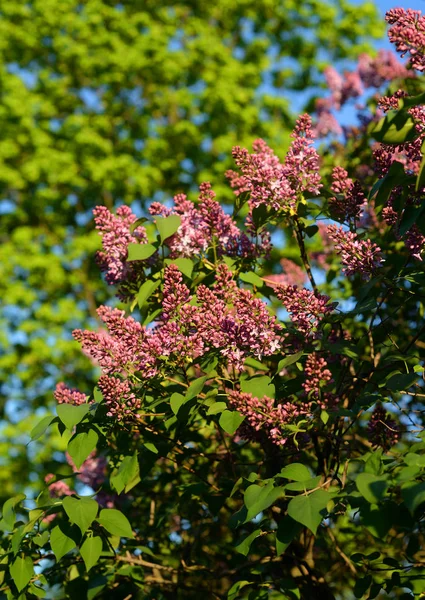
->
0, 0, 383, 423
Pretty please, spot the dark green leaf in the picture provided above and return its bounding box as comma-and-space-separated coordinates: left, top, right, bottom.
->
277, 352, 303, 371
67, 430, 98, 470
276, 516, 302, 556
234, 529, 261, 556
287, 490, 330, 534
80, 536, 103, 572
50, 525, 77, 561
402, 481, 425, 515
156, 215, 181, 242
1, 494, 26, 531
244, 482, 284, 522
356, 473, 388, 504
9, 556, 34, 592
239, 272, 264, 288
278, 463, 311, 482
241, 376, 275, 399
110, 452, 140, 495
186, 376, 208, 400
63, 497, 98, 535
30, 415, 55, 441
370, 110, 417, 144
57, 404, 90, 431
137, 280, 160, 309
164, 257, 194, 278
219, 410, 245, 435
98, 508, 133, 538
127, 243, 157, 261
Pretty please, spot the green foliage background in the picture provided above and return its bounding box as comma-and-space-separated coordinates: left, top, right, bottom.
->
0, 0, 383, 498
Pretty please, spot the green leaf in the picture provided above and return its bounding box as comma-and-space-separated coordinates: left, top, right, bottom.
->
399, 203, 425, 236
276, 516, 302, 556
287, 490, 330, 534
356, 473, 388, 504
170, 392, 187, 416
207, 402, 227, 415
80, 536, 103, 572
386, 372, 417, 391
219, 410, 245, 435
63, 497, 98, 535
285, 476, 322, 492
277, 352, 303, 372
1, 494, 26, 530
57, 404, 90, 431
244, 482, 284, 522
354, 575, 372, 599
127, 243, 156, 261
164, 258, 194, 278
239, 272, 264, 288
67, 430, 99, 470
33, 531, 49, 548
234, 529, 261, 556
110, 452, 140, 495
156, 215, 181, 242
278, 463, 311, 481
98, 509, 133, 538
241, 375, 275, 399
186, 376, 208, 400
402, 481, 425, 515
227, 581, 253, 600
50, 525, 77, 561
30, 415, 55, 441
137, 279, 160, 309
9, 556, 34, 592
370, 110, 417, 144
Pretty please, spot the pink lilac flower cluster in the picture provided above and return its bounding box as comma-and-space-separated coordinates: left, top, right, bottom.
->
275, 285, 334, 336
367, 404, 401, 450
54, 382, 87, 406
93, 205, 149, 299
315, 50, 410, 137
72, 265, 283, 420
328, 167, 366, 224
302, 353, 335, 410
326, 225, 384, 279
386, 8, 425, 71
228, 390, 301, 446
67, 452, 107, 489
149, 182, 265, 259
265, 258, 307, 287
226, 115, 321, 215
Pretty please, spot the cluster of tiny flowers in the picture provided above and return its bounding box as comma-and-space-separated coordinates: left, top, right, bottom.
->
226, 115, 321, 214
93, 205, 148, 299
275, 285, 334, 336
315, 50, 409, 137
73, 306, 159, 378
67, 452, 107, 489
302, 353, 335, 410
72, 265, 283, 419
386, 8, 425, 71
98, 375, 142, 420
228, 390, 301, 446
265, 258, 307, 287
367, 404, 401, 450
45, 474, 73, 498
328, 167, 366, 223
54, 382, 87, 406
149, 182, 263, 259
324, 66, 363, 110
326, 225, 384, 279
